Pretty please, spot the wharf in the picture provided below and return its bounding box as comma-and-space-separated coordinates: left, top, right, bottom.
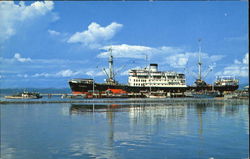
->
40, 93, 71, 97
1, 98, 248, 104
40, 92, 185, 98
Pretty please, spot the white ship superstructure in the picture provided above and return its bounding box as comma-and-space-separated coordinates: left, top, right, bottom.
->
214, 76, 239, 86
128, 64, 187, 88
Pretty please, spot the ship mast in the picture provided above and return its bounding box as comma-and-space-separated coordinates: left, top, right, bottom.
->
195, 38, 207, 87
103, 47, 117, 84
198, 38, 202, 81
108, 48, 114, 81
146, 55, 152, 93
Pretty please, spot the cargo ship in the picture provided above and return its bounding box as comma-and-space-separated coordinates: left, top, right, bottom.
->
69, 46, 238, 97
69, 49, 187, 97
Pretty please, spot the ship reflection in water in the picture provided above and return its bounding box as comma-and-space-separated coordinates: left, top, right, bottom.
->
68, 101, 248, 159
1, 100, 248, 159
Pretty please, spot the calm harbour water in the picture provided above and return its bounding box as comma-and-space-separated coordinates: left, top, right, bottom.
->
1, 100, 249, 159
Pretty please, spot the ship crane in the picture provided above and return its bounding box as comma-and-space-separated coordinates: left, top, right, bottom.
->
102, 68, 109, 79
103, 49, 134, 84
202, 65, 213, 79
113, 64, 126, 80
184, 60, 197, 80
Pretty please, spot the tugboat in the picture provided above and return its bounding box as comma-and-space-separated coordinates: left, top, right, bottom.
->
5, 91, 42, 99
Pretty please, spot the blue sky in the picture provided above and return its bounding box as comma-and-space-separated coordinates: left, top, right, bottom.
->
0, 1, 248, 88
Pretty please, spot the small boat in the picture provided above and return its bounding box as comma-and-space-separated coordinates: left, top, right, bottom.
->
223, 93, 238, 99
224, 88, 249, 99
185, 90, 219, 98
5, 91, 42, 99
146, 91, 166, 98
61, 94, 86, 99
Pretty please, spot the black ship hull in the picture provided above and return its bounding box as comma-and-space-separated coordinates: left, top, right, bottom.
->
188, 85, 239, 93
69, 81, 187, 94
69, 81, 238, 95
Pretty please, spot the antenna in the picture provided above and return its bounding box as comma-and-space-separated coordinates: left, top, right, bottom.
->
145, 54, 152, 93
198, 38, 202, 80
145, 54, 148, 69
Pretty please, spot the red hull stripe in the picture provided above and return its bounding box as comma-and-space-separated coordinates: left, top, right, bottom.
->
72, 91, 87, 94
106, 89, 127, 94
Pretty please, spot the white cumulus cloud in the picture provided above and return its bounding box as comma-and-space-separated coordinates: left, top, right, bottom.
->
32, 69, 87, 78
216, 53, 249, 77
98, 44, 184, 60
17, 74, 28, 78
167, 54, 189, 68
32, 73, 50, 78
165, 52, 224, 68
67, 22, 123, 48
243, 53, 249, 65
32, 69, 105, 78
86, 70, 104, 77
98, 44, 154, 58
218, 66, 248, 77
56, 69, 81, 77
98, 44, 224, 70
48, 29, 60, 36
0, 1, 54, 43
14, 53, 32, 62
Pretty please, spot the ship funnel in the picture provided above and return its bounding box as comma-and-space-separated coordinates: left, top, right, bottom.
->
149, 64, 158, 72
